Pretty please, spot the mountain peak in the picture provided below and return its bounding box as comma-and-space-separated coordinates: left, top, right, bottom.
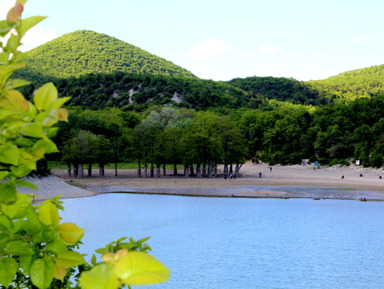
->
20, 30, 195, 79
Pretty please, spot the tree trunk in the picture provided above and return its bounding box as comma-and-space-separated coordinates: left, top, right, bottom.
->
150, 162, 154, 177
202, 162, 206, 177
114, 162, 118, 177
235, 163, 243, 177
67, 162, 71, 177
173, 163, 178, 175
163, 163, 166, 176
88, 163, 92, 177
208, 160, 213, 178
196, 163, 202, 178
184, 165, 189, 178
78, 163, 84, 179
144, 152, 148, 177
190, 164, 194, 176
229, 163, 233, 174
99, 164, 105, 177
73, 163, 78, 178
137, 158, 142, 177
223, 164, 228, 178
156, 164, 161, 178
213, 162, 218, 177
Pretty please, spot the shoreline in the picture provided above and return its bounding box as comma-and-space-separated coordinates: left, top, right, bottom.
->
23, 162, 383, 202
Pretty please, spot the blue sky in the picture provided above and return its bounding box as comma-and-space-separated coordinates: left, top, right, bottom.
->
1, 0, 383, 81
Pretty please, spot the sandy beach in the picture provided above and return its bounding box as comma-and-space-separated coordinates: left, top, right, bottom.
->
37, 162, 384, 202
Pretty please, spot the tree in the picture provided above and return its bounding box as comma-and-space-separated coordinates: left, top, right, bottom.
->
0, 3, 169, 289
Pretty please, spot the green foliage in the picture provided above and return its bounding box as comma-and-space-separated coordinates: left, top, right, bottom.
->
16, 30, 195, 79
227, 76, 327, 106
308, 64, 384, 103
0, 2, 169, 289
22, 72, 249, 111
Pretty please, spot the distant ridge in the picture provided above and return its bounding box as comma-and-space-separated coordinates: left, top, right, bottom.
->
307, 64, 384, 102
17, 30, 195, 79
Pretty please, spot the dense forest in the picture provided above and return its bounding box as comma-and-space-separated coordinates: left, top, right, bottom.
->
13, 30, 384, 175
49, 95, 384, 178
308, 64, 384, 103
227, 76, 328, 106
16, 30, 195, 79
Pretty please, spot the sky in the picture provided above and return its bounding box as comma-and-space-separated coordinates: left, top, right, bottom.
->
1, 0, 384, 81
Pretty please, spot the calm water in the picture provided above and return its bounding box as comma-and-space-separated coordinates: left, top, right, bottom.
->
62, 194, 384, 289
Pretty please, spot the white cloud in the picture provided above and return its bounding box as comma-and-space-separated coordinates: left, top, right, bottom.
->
187, 39, 234, 60
352, 36, 374, 43
20, 27, 58, 51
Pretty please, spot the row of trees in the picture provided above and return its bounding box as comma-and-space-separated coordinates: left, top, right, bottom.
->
52, 95, 384, 178
56, 107, 248, 178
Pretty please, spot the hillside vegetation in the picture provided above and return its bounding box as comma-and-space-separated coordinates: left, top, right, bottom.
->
15, 30, 384, 110
227, 76, 328, 105
17, 30, 195, 79
308, 64, 384, 103
54, 72, 250, 111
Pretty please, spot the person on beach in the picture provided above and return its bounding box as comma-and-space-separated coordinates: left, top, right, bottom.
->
270, 167, 272, 172
259, 172, 262, 178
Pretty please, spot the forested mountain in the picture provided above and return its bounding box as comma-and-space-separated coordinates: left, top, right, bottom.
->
227, 76, 327, 105
14, 29, 384, 109
16, 30, 195, 79
308, 64, 384, 103
20, 72, 249, 111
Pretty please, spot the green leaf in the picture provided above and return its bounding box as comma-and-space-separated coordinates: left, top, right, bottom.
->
46, 127, 59, 138
0, 20, 12, 37
33, 83, 58, 111
91, 254, 97, 266
30, 258, 54, 289
19, 123, 45, 138
0, 215, 12, 231
4, 240, 34, 256
0, 171, 9, 182
20, 255, 35, 275
0, 62, 25, 79
114, 251, 170, 285
0, 143, 19, 165
55, 251, 86, 267
15, 136, 35, 147
38, 200, 60, 228
23, 209, 43, 234
80, 263, 119, 289
58, 222, 85, 244
42, 109, 58, 127
1, 193, 31, 219
0, 257, 17, 287
18, 16, 46, 38
5, 33, 20, 53
5, 78, 30, 90
45, 235, 68, 255
53, 265, 67, 282
16, 179, 39, 190
45, 97, 70, 111
11, 163, 32, 177
0, 182, 17, 204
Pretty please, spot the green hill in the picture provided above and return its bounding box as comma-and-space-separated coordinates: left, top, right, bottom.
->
308, 64, 384, 103
227, 76, 327, 105
53, 72, 249, 111
17, 30, 195, 79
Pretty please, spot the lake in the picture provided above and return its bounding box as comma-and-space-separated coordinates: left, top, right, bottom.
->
61, 193, 384, 289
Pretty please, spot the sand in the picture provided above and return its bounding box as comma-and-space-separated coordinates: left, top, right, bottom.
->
44, 162, 384, 201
